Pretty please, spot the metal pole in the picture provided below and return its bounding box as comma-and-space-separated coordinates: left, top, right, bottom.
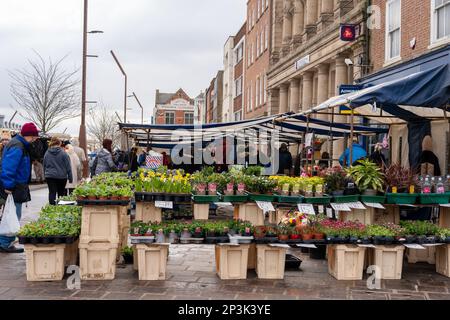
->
79, 0, 89, 178
349, 107, 355, 167
132, 92, 144, 124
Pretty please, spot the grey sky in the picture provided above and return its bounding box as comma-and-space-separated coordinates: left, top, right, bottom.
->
0, 0, 246, 135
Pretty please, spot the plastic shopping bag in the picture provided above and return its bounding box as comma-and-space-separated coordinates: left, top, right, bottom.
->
0, 195, 20, 236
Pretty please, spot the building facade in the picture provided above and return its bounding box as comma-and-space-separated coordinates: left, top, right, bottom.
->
194, 92, 205, 125
153, 89, 195, 125
223, 37, 235, 123
205, 71, 224, 123
233, 23, 247, 122
244, 0, 272, 119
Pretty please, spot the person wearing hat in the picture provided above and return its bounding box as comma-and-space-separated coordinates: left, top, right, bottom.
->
91, 139, 117, 176
0, 122, 39, 253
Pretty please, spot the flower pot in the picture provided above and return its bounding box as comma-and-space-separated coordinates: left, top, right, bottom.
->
363, 189, 378, 196
77, 196, 87, 202
302, 234, 314, 241
164, 194, 172, 201
237, 183, 246, 195
290, 234, 301, 240
405, 235, 416, 244
417, 236, 426, 244
154, 194, 164, 201
208, 183, 217, 195
120, 196, 130, 201
123, 254, 133, 264
278, 235, 289, 241
98, 197, 108, 201
331, 190, 345, 196
30, 237, 38, 244
195, 184, 207, 195
313, 233, 325, 240
53, 236, 64, 244
88, 196, 97, 201
110, 196, 119, 201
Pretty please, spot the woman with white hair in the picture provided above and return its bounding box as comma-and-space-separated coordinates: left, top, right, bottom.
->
65, 144, 81, 194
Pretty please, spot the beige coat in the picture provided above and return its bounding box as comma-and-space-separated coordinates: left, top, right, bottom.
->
66, 146, 81, 189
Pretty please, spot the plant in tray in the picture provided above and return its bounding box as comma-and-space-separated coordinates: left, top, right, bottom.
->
322, 166, 347, 195
121, 246, 134, 264
384, 163, 417, 193
346, 159, 384, 195
277, 225, 290, 241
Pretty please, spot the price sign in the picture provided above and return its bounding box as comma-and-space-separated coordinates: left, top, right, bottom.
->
331, 203, 351, 212
256, 201, 275, 213
364, 202, 386, 209
440, 204, 450, 208
58, 201, 77, 206
155, 201, 173, 209
326, 208, 333, 218
269, 244, 290, 249
318, 205, 324, 214
357, 244, 376, 248
296, 244, 317, 249
347, 202, 366, 210
297, 204, 316, 215
215, 202, 233, 206
422, 243, 445, 247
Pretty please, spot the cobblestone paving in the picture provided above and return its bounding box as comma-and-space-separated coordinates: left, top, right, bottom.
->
1, 188, 450, 300
1, 244, 450, 300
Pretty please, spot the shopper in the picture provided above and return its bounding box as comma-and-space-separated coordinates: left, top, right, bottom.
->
277, 143, 293, 175
0, 132, 12, 173
339, 138, 367, 167
0, 122, 39, 253
128, 147, 139, 173
91, 139, 117, 176
43, 137, 73, 205
418, 135, 441, 176
71, 139, 87, 178
369, 143, 387, 169
65, 144, 81, 194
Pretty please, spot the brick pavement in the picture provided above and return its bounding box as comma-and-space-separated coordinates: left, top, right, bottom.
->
1, 188, 450, 300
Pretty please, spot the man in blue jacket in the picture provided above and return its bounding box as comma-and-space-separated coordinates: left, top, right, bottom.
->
0, 123, 39, 253
339, 139, 367, 167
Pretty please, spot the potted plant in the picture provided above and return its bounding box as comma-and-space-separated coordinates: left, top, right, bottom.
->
384, 163, 417, 193
301, 226, 314, 241
122, 246, 133, 264
277, 225, 290, 241
254, 226, 267, 239
323, 167, 347, 196
290, 228, 301, 240
346, 159, 384, 196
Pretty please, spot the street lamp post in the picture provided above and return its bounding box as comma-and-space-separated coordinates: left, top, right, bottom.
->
131, 92, 144, 124
79, 0, 103, 177
110, 50, 128, 123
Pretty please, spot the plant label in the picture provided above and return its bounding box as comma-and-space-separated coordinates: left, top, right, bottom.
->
326, 208, 333, 218
364, 202, 385, 209
358, 244, 376, 248
215, 202, 233, 206
422, 243, 445, 247
269, 244, 290, 248
318, 205, 324, 214
347, 202, 366, 210
256, 201, 275, 213
58, 201, 77, 205
331, 203, 351, 212
155, 201, 173, 209
440, 204, 450, 208
297, 204, 316, 215
296, 244, 317, 249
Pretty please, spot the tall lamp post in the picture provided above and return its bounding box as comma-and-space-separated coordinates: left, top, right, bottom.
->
110, 50, 128, 123
128, 92, 144, 124
79, 0, 103, 177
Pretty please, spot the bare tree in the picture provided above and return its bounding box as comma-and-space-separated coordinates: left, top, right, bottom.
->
87, 103, 121, 150
9, 51, 80, 134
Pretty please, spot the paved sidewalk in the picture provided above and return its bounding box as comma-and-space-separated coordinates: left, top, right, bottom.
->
1, 244, 450, 300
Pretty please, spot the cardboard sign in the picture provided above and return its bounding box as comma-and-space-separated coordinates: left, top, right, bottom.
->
403, 244, 426, 250
364, 202, 386, 209
155, 201, 173, 209
296, 244, 318, 249
297, 204, 316, 216
347, 202, 366, 210
331, 203, 351, 212
357, 244, 376, 248
215, 202, 233, 206
256, 201, 275, 213
269, 244, 290, 249
326, 208, 333, 218
440, 204, 450, 208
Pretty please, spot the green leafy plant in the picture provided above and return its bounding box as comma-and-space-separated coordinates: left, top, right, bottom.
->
346, 159, 384, 192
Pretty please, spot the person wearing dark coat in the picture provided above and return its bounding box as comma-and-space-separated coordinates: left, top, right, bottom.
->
277, 143, 293, 175
418, 135, 441, 176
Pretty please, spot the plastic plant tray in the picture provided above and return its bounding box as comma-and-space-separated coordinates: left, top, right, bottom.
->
77, 199, 130, 206
220, 194, 248, 203
386, 193, 418, 205
303, 195, 331, 204
419, 193, 450, 205
276, 194, 304, 203
332, 195, 360, 203
360, 195, 386, 204
19, 236, 77, 245
228, 234, 254, 244
248, 193, 276, 202
130, 236, 155, 244
192, 194, 221, 203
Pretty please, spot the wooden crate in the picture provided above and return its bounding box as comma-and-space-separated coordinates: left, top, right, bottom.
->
372, 245, 405, 280
269, 208, 287, 225
193, 204, 209, 220
79, 243, 118, 280
136, 244, 169, 281
247, 243, 257, 270
80, 206, 120, 244
25, 244, 66, 282
328, 245, 366, 280
439, 207, 450, 228
406, 247, 436, 264
377, 206, 400, 225
237, 203, 265, 226
215, 244, 250, 280
256, 245, 287, 279
340, 208, 375, 225
133, 245, 138, 271
135, 202, 161, 223
64, 240, 79, 267
436, 244, 450, 277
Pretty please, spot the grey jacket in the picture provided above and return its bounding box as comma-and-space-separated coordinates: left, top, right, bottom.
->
43, 147, 73, 183
92, 149, 117, 176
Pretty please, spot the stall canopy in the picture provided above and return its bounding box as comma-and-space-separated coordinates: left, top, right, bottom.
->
119, 113, 388, 149
301, 64, 450, 124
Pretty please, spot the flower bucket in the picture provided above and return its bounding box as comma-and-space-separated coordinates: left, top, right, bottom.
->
237, 183, 246, 195
195, 183, 207, 195
208, 183, 217, 195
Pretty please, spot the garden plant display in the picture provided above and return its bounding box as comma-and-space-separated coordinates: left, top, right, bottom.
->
73, 172, 134, 202
18, 205, 82, 244
345, 159, 385, 195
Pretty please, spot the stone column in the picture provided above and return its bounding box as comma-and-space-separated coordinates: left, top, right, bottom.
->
282, 0, 293, 46
306, 0, 318, 25
289, 79, 300, 112
301, 72, 313, 112
279, 84, 289, 114
316, 64, 329, 121
292, 0, 304, 44
321, 0, 334, 13
333, 56, 349, 165
268, 88, 280, 115
298, 80, 303, 113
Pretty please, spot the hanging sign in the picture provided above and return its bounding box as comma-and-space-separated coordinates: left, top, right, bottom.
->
256, 201, 275, 213
155, 201, 173, 209
297, 204, 316, 215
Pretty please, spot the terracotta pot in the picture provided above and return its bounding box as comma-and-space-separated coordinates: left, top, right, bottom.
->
120, 196, 130, 201
88, 196, 97, 200
98, 197, 108, 201
290, 234, 301, 240
110, 196, 119, 201
313, 233, 325, 240
77, 196, 86, 201
278, 234, 289, 241
302, 233, 314, 241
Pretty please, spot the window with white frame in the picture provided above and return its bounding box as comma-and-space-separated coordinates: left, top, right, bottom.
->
259, 75, 264, 105
256, 35, 259, 58
432, 0, 450, 42
263, 74, 267, 103
235, 42, 243, 65
386, 0, 401, 61
234, 111, 242, 122
184, 113, 194, 125
260, 31, 264, 55
265, 24, 269, 49
257, 0, 261, 18
165, 112, 175, 124
235, 77, 243, 97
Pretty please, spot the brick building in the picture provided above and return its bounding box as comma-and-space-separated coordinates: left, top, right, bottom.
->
153, 88, 195, 125
205, 71, 224, 123
244, 0, 272, 119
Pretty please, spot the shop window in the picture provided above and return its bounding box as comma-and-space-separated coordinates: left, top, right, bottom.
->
386, 0, 401, 61
165, 112, 175, 124
432, 0, 450, 42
